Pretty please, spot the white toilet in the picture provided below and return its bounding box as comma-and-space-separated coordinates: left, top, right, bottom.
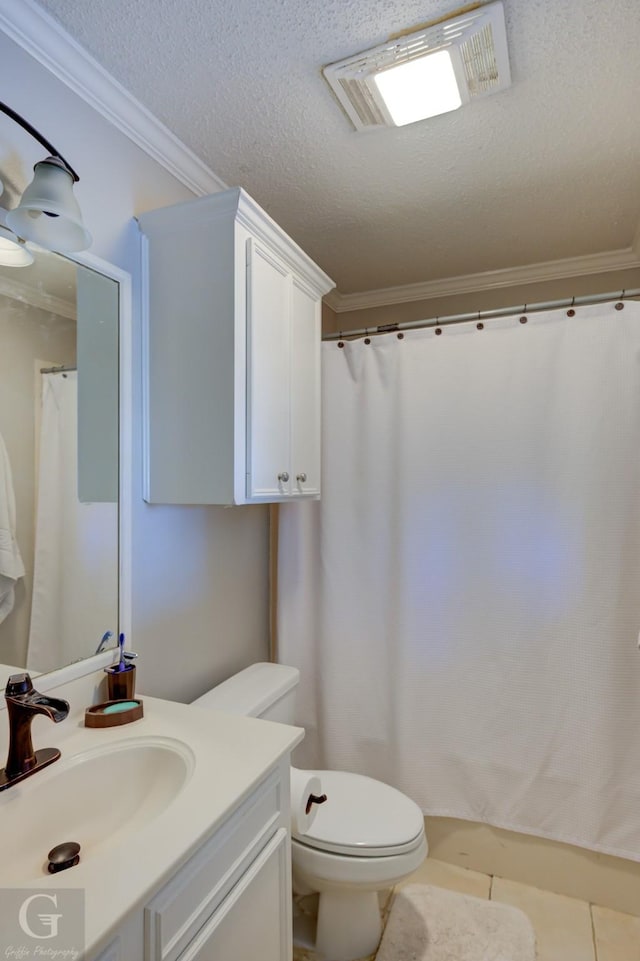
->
192, 662, 427, 961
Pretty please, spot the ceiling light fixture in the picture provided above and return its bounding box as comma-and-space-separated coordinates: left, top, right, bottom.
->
0, 100, 91, 259
323, 1, 511, 131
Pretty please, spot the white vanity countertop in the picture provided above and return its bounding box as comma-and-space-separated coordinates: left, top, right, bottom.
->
4, 694, 303, 956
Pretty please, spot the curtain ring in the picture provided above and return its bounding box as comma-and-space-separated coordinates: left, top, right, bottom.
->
364, 327, 371, 345
614, 290, 626, 311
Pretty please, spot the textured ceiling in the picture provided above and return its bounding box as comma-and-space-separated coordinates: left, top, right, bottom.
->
33, 0, 640, 295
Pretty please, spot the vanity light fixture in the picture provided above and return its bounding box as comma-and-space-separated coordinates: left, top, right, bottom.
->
0, 100, 91, 257
322, 0, 511, 130
0, 207, 34, 267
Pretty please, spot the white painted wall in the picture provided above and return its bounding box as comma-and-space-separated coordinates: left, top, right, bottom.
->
0, 28, 269, 701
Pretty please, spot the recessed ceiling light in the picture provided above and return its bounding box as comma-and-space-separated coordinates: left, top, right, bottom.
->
373, 49, 462, 126
323, 1, 511, 131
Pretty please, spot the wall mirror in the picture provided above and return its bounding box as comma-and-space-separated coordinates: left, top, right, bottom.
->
0, 244, 131, 681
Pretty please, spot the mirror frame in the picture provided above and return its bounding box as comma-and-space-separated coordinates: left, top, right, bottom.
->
24, 250, 133, 694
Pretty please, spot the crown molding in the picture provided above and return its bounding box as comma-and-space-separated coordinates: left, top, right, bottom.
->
236, 190, 335, 295
0, 0, 226, 197
325, 245, 640, 313
2, 2, 638, 313
0, 274, 75, 319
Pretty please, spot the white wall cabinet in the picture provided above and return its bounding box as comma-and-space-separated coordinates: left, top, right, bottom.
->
139, 188, 334, 504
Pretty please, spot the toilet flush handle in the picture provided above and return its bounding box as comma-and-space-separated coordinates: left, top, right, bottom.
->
305, 792, 328, 815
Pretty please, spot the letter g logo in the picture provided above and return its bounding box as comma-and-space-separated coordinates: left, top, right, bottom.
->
18, 893, 63, 939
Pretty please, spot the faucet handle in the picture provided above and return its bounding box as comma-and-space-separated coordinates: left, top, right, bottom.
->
5, 673, 33, 697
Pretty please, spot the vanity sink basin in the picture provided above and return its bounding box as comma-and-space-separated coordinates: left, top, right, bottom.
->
0, 736, 195, 884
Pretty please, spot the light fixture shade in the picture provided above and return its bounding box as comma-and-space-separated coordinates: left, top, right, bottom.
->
7, 156, 91, 253
0, 209, 34, 266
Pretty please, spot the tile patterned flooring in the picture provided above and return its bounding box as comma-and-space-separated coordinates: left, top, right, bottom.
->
293, 858, 640, 961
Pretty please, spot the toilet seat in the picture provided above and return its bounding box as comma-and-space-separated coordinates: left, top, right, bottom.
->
292, 770, 425, 857
292, 831, 429, 888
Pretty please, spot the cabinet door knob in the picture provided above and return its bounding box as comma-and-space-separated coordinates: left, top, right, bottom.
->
278, 472, 289, 483
296, 473, 307, 483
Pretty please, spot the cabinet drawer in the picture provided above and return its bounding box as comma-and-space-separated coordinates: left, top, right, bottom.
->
177, 829, 289, 961
145, 770, 282, 961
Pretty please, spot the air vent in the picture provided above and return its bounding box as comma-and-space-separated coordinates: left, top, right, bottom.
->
323, 1, 511, 130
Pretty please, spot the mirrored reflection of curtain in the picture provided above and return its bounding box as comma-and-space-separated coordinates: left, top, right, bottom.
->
0, 431, 25, 625
27, 371, 118, 672
278, 301, 640, 862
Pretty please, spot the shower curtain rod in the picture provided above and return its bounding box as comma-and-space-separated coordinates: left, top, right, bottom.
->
323, 287, 640, 341
40, 364, 77, 374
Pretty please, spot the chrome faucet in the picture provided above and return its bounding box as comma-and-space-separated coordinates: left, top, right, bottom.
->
0, 673, 69, 791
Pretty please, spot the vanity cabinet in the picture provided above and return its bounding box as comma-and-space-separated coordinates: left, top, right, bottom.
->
139, 188, 334, 505
170, 830, 289, 961
93, 759, 293, 961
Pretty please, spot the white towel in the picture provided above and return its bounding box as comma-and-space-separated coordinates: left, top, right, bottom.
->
0, 432, 25, 624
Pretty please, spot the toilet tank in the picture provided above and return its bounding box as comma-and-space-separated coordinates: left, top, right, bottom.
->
191, 662, 299, 723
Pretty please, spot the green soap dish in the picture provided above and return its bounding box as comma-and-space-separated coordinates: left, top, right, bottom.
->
84, 699, 144, 728
103, 700, 140, 714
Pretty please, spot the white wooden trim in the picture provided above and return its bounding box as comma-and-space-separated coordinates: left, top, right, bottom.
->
0, 252, 132, 698
140, 234, 151, 504
3, 1, 638, 320
325, 245, 640, 313
0, 0, 226, 197
118, 268, 133, 651
35, 647, 119, 694
236, 190, 335, 296
70, 250, 133, 655
59, 250, 132, 677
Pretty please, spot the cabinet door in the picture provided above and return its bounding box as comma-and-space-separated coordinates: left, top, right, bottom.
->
290, 277, 321, 497
91, 944, 120, 961
246, 239, 291, 500
179, 829, 291, 961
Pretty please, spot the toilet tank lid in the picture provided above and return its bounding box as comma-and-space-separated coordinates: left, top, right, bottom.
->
192, 662, 299, 717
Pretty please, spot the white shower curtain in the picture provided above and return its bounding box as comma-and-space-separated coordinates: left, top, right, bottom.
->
27, 371, 118, 672
278, 301, 640, 861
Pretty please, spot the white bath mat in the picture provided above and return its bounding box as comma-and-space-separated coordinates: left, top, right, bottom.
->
375, 884, 536, 961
